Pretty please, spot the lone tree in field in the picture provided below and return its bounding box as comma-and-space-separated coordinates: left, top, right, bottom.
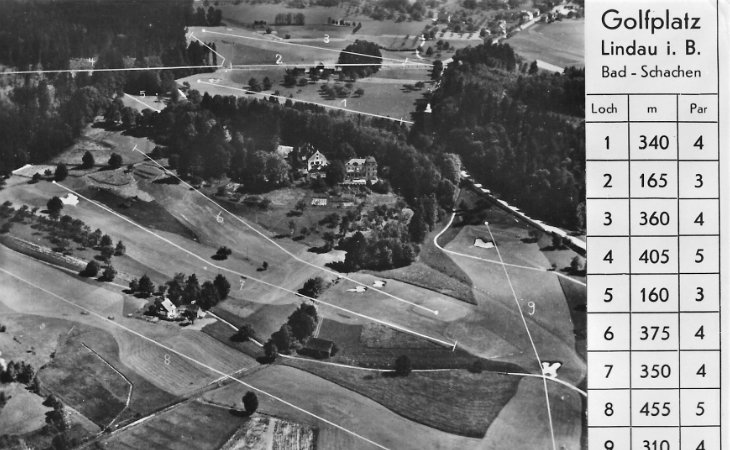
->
394, 355, 412, 376
298, 277, 327, 299
233, 324, 256, 342
100, 234, 113, 248
100, 245, 114, 263
263, 340, 278, 361
214, 246, 232, 260
138, 274, 155, 297
571, 255, 586, 274
242, 391, 258, 415
199, 281, 221, 310
80, 260, 100, 277
108, 153, 123, 169
248, 77, 261, 92
100, 265, 117, 282
54, 163, 68, 182
213, 274, 231, 300
47, 196, 63, 219
81, 151, 95, 169
337, 40, 382, 78
430, 59, 443, 81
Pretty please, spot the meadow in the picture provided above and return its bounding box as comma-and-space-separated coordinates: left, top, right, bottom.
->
505, 18, 585, 69
282, 358, 520, 438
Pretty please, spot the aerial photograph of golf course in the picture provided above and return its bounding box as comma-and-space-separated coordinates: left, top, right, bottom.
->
0, 0, 586, 449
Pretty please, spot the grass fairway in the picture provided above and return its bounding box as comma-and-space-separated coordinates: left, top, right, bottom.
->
102, 400, 242, 450
367, 261, 476, 305
558, 275, 587, 360
314, 318, 523, 372
283, 358, 520, 437
479, 377, 584, 450
505, 19, 585, 69
85, 187, 199, 241
205, 365, 481, 450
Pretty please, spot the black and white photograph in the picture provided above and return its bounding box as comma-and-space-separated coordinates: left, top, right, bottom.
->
1, 0, 720, 449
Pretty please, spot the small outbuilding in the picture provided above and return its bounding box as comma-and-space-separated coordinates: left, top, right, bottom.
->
301, 337, 335, 359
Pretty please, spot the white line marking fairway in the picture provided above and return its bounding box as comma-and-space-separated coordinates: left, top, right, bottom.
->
484, 221, 557, 450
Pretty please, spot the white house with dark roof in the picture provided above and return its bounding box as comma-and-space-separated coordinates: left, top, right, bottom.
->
307, 150, 329, 180
345, 156, 377, 182
158, 298, 179, 320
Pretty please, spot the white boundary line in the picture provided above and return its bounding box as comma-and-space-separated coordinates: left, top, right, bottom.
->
196, 80, 414, 124
0, 266, 392, 450
132, 147, 433, 312
0, 64, 221, 76
202, 29, 433, 67
52, 181, 454, 348
227, 63, 431, 69
484, 221, 557, 450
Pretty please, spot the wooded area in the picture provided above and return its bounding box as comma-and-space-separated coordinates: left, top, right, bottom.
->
0, 0, 214, 174
414, 42, 586, 228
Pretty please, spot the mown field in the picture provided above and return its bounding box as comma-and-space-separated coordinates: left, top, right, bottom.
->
481, 377, 584, 450
505, 18, 585, 69
282, 358, 520, 437
204, 365, 481, 450
101, 400, 242, 450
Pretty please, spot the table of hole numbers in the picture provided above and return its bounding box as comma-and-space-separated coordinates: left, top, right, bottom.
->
585, 1, 722, 449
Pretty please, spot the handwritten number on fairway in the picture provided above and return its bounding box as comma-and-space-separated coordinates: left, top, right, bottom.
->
164, 354, 170, 366
527, 301, 535, 315
275, 54, 283, 65
323, 34, 330, 44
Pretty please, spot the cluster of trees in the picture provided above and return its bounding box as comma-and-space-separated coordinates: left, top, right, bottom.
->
128, 274, 156, 298
0, 360, 35, 384
247, 76, 273, 92
0, 0, 194, 72
145, 91, 455, 212
162, 272, 231, 310
298, 277, 329, 299
414, 42, 585, 228
337, 40, 383, 78
81, 260, 117, 282
335, 229, 418, 272
2, 199, 126, 270
264, 303, 320, 358
323, 194, 444, 272
188, 5, 223, 26
43, 394, 77, 449
0, 0, 212, 176
274, 12, 305, 25
365, 0, 428, 21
